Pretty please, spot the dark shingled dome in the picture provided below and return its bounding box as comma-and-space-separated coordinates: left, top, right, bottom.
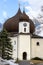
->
3, 8, 35, 33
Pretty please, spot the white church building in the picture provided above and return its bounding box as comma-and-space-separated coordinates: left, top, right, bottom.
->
3, 7, 43, 60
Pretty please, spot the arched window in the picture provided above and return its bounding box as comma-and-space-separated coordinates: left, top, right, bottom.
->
23, 52, 27, 60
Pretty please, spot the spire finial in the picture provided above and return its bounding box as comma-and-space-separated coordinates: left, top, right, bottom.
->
23, 5, 25, 13
18, 1, 20, 9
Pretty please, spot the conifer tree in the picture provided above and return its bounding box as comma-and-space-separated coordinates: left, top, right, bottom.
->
0, 29, 13, 60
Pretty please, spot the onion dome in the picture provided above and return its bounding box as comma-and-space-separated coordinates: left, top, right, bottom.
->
3, 8, 35, 34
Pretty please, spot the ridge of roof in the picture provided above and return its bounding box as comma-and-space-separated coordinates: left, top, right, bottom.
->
32, 34, 43, 38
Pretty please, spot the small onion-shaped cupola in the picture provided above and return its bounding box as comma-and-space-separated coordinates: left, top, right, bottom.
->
19, 10, 29, 22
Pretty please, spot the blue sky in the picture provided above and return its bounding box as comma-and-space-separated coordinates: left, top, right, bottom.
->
0, 0, 18, 24
0, 0, 43, 24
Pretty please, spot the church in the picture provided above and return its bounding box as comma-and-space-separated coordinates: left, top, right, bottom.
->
3, 7, 43, 61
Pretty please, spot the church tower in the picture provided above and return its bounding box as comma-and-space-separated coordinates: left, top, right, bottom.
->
18, 8, 31, 60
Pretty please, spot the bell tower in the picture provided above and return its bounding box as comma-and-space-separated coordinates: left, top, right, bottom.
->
19, 6, 30, 33
19, 22, 30, 33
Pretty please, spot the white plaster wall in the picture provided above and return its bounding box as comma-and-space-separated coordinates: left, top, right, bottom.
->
31, 38, 43, 59
10, 37, 17, 60
18, 35, 31, 60
19, 22, 30, 33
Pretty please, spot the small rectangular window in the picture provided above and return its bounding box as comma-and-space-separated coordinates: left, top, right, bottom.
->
36, 42, 40, 46
24, 28, 26, 32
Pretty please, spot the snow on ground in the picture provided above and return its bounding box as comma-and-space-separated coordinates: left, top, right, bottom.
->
0, 57, 19, 65
6, 60, 19, 65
